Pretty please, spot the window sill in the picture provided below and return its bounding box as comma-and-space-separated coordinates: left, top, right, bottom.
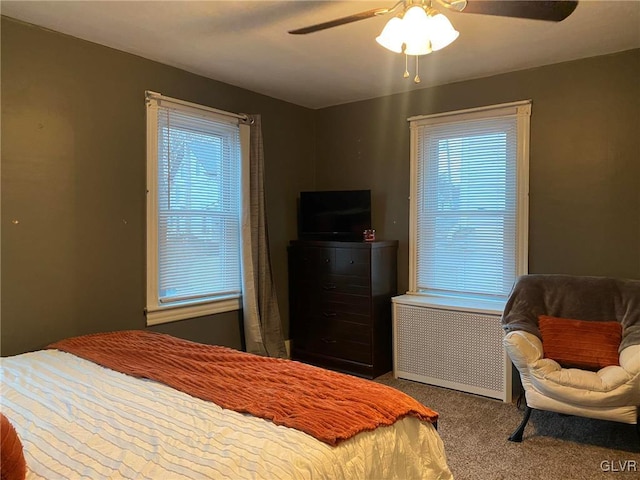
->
146, 296, 241, 326
392, 293, 505, 315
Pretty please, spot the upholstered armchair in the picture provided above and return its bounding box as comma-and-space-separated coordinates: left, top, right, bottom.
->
501, 274, 640, 442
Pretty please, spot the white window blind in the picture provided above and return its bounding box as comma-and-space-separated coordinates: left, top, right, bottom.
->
410, 102, 530, 303
146, 93, 246, 324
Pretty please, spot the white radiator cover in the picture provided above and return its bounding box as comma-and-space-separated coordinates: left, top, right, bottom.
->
393, 295, 512, 402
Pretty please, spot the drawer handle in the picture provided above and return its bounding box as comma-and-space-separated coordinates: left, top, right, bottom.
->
322, 284, 337, 290
321, 337, 337, 344
322, 312, 337, 318
324, 258, 331, 263
350, 260, 354, 264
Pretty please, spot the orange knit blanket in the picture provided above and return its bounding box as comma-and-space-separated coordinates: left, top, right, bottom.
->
48, 330, 438, 446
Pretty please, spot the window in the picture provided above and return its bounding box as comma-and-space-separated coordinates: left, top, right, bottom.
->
409, 101, 530, 305
146, 92, 249, 325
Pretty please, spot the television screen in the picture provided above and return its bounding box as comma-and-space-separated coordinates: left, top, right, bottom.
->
298, 190, 371, 241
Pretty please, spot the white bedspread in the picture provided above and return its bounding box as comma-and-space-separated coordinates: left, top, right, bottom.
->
1, 350, 452, 479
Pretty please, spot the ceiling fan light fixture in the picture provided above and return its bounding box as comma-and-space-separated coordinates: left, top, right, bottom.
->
376, 16, 404, 53
403, 6, 432, 56
426, 11, 459, 51
375, 2, 460, 83
404, 38, 432, 56
402, 4, 429, 29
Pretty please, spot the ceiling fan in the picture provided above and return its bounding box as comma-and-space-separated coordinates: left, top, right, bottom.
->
289, 1, 579, 35
289, 1, 579, 83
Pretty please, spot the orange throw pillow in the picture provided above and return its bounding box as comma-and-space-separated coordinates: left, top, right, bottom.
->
1, 413, 27, 480
539, 315, 622, 370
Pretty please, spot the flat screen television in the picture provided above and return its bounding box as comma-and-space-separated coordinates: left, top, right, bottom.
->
298, 190, 371, 241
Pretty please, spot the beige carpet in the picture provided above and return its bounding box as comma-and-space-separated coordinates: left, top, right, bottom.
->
375, 373, 639, 480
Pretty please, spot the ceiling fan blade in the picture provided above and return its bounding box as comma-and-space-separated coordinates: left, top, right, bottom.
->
288, 8, 389, 35
460, 1, 578, 22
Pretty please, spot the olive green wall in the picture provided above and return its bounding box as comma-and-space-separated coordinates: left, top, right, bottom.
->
1, 17, 316, 356
3, 16, 638, 357
315, 49, 640, 293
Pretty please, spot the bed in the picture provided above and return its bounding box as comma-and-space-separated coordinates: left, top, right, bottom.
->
1, 330, 452, 479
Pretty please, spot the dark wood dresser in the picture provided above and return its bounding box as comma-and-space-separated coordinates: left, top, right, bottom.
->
288, 240, 398, 378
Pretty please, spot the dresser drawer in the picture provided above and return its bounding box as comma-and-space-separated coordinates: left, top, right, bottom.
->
321, 294, 370, 315
294, 305, 371, 326
298, 339, 371, 364
297, 321, 372, 364
293, 246, 335, 275
334, 248, 370, 277
304, 319, 371, 344
296, 289, 371, 315
317, 274, 370, 296
311, 310, 371, 326
297, 273, 370, 295
297, 247, 371, 276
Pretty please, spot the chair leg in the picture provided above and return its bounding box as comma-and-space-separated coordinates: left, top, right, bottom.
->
509, 406, 532, 442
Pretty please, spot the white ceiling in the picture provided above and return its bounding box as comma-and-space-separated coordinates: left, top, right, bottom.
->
2, 1, 639, 109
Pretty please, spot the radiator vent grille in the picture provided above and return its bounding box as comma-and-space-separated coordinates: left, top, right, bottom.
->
394, 301, 510, 401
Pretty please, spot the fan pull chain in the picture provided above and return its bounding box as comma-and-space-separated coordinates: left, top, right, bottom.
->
402, 55, 422, 84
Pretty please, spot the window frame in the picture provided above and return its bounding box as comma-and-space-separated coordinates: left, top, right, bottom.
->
408, 101, 530, 308
145, 92, 249, 326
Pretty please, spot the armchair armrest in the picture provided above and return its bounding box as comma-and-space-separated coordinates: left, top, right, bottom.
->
503, 330, 543, 371
619, 344, 640, 375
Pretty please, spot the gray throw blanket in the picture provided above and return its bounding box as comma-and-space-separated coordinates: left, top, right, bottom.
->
501, 274, 640, 352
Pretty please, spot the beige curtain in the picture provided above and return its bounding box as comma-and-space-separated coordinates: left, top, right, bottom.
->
241, 114, 287, 358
